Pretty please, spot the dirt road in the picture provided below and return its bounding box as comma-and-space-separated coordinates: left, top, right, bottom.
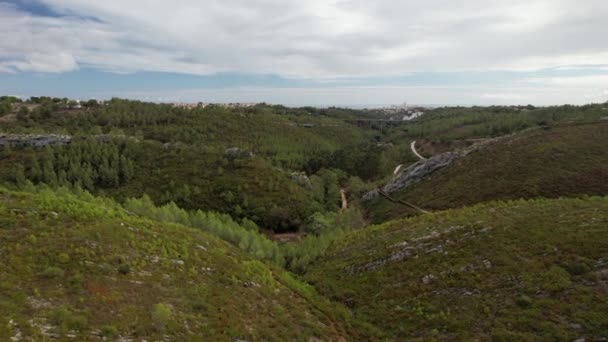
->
410, 140, 426, 160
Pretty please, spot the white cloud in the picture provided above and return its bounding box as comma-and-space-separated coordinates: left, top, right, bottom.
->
0, 0, 606, 78
71, 82, 604, 107
482, 93, 525, 100
526, 75, 608, 87
8, 52, 78, 73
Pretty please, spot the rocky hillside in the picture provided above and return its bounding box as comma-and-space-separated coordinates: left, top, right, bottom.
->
305, 196, 608, 340
0, 187, 379, 341
365, 121, 608, 222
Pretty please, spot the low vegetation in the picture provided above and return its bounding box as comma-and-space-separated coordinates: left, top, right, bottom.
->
366, 121, 608, 222
1, 96, 607, 339
306, 196, 608, 340
0, 186, 379, 340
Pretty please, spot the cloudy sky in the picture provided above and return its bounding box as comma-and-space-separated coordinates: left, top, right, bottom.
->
1, 0, 607, 106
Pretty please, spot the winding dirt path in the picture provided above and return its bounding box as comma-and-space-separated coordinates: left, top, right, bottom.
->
340, 188, 348, 210
410, 140, 426, 160
377, 189, 430, 214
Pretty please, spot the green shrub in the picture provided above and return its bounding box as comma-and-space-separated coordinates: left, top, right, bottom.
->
151, 303, 172, 331
101, 325, 119, 338
540, 266, 572, 292
51, 306, 88, 331
242, 260, 275, 287
118, 263, 130, 275
67, 274, 84, 293
191, 299, 207, 312
565, 261, 592, 276
41, 266, 64, 278
57, 253, 70, 264
515, 295, 533, 308
524, 266, 572, 292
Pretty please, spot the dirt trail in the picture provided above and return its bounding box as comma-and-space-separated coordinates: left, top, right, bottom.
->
410, 140, 426, 160
340, 188, 348, 210
377, 189, 430, 214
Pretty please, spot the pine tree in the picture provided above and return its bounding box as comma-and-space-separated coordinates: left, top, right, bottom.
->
1, 143, 12, 158
13, 163, 26, 186
42, 159, 58, 186
29, 158, 42, 183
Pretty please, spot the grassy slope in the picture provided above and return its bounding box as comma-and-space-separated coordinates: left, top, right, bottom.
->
0, 187, 379, 341
367, 122, 608, 222
306, 196, 608, 340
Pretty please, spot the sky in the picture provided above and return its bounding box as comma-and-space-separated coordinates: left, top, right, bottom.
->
0, 0, 607, 106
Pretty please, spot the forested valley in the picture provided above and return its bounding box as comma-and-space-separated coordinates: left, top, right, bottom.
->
1, 96, 608, 340
1, 96, 607, 271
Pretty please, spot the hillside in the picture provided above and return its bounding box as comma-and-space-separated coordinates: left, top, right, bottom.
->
366, 121, 608, 222
2, 98, 608, 339
0, 187, 379, 340
3, 99, 607, 231
0, 99, 397, 231
305, 196, 608, 340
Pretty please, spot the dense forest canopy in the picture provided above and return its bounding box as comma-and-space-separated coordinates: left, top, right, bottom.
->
1, 97, 606, 232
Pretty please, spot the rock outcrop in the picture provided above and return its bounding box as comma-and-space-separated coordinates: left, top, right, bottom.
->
363, 151, 463, 201
290, 172, 312, 189
363, 135, 512, 201
224, 147, 255, 159
0, 134, 71, 148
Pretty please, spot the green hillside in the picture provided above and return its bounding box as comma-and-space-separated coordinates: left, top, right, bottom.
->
306, 196, 608, 340
2, 98, 608, 340
0, 186, 378, 341
0, 99, 380, 231
366, 121, 608, 222
385, 103, 607, 141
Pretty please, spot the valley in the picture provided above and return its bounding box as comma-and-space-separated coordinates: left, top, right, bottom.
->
1, 96, 607, 340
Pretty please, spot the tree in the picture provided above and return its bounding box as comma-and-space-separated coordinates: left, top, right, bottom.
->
84, 99, 98, 107
119, 155, 134, 182
13, 163, 26, 186
67, 100, 79, 109
16, 106, 29, 121
307, 211, 336, 235
266, 207, 291, 231
42, 159, 58, 186
29, 159, 42, 182
0, 97, 13, 115
1, 143, 12, 159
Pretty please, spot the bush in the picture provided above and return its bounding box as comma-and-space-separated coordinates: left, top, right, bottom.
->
57, 253, 70, 264
101, 325, 119, 338
51, 306, 88, 331
515, 295, 533, 308
67, 274, 84, 293
539, 266, 572, 292
41, 266, 65, 278
191, 299, 207, 312
118, 263, 130, 275
151, 303, 172, 331
564, 261, 592, 276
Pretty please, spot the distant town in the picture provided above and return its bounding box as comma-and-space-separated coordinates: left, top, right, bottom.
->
379, 103, 428, 121
170, 102, 259, 109
1, 96, 433, 122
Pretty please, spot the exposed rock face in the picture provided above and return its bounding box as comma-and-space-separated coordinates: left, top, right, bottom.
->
385, 151, 462, 193
363, 135, 512, 201
224, 147, 255, 159
0, 134, 71, 148
290, 172, 312, 189
362, 151, 463, 201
